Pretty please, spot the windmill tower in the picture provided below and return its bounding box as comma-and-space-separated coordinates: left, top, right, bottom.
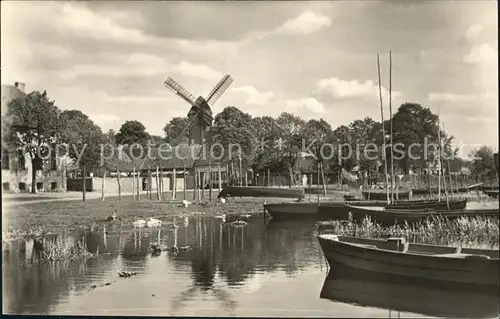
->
164, 74, 234, 145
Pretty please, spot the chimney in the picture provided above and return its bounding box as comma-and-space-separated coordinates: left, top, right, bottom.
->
14, 82, 26, 93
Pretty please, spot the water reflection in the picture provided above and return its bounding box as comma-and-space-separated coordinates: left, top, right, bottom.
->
320, 262, 500, 318
7, 216, 496, 317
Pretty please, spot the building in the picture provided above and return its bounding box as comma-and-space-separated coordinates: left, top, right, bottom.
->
1, 82, 66, 193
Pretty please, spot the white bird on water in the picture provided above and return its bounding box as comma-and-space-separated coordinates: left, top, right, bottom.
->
133, 219, 147, 228
219, 197, 226, 204
182, 200, 190, 208
146, 217, 162, 228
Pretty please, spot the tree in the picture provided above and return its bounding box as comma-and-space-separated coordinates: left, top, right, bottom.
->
60, 110, 105, 174
212, 106, 255, 163
391, 103, 440, 174
3, 90, 64, 193
250, 116, 280, 176
115, 120, 150, 146
471, 146, 497, 181
163, 117, 190, 145
276, 112, 307, 185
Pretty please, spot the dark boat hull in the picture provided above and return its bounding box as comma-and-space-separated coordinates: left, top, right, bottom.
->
343, 204, 499, 225
386, 199, 467, 211
218, 186, 305, 199
265, 201, 387, 221
483, 190, 499, 198
317, 234, 500, 286
362, 190, 410, 200
320, 264, 500, 318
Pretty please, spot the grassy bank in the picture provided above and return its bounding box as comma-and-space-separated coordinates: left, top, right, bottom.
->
2, 195, 281, 242
317, 215, 500, 248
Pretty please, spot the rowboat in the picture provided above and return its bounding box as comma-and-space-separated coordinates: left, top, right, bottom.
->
362, 190, 410, 200
264, 200, 387, 221
320, 264, 500, 318
483, 190, 499, 198
412, 183, 485, 196
317, 234, 500, 286
343, 204, 499, 225
218, 186, 305, 199
386, 199, 467, 211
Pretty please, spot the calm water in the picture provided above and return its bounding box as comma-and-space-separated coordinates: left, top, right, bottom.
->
2, 216, 499, 317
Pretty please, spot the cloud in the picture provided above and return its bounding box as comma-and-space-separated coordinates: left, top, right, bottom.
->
253, 11, 332, 40
90, 113, 121, 130
317, 77, 402, 100
171, 61, 222, 80
465, 24, 485, 39
428, 92, 475, 102
276, 11, 331, 35
428, 92, 493, 102
59, 53, 169, 79
286, 98, 325, 114
463, 43, 497, 65
231, 86, 274, 106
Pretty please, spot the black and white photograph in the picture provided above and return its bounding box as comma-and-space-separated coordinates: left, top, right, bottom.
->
1, 0, 498, 317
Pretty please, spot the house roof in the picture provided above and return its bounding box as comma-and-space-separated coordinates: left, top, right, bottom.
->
103, 144, 228, 172
1, 84, 26, 116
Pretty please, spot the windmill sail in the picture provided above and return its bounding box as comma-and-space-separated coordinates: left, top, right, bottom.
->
164, 77, 197, 105
205, 74, 234, 106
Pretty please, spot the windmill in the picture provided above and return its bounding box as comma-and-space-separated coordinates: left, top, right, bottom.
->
164, 74, 234, 145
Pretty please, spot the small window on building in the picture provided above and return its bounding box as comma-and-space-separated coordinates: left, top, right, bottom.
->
17, 151, 26, 170
2, 182, 10, 191
51, 182, 57, 191
1, 152, 10, 170
18, 182, 26, 191
36, 182, 43, 191
50, 157, 57, 171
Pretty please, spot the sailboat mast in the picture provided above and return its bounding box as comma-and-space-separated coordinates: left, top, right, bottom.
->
437, 106, 441, 202
389, 50, 395, 203
437, 109, 450, 209
377, 53, 390, 205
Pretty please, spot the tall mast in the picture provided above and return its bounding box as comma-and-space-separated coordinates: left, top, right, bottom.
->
437, 106, 441, 202
377, 53, 390, 205
437, 108, 450, 209
389, 50, 395, 203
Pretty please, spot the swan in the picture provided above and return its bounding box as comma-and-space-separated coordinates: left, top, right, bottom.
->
182, 200, 190, 208
133, 219, 146, 228
146, 217, 162, 228
239, 213, 251, 219
219, 197, 226, 204
214, 214, 227, 223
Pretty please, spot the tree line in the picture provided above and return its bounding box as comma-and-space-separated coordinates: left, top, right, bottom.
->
1, 89, 497, 192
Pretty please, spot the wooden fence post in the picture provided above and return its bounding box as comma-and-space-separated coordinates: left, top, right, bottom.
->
156, 166, 160, 200
132, 166, 136, 200
136, 169, 141, 201
183, 164, 187, 200
117, 169, 122, 202
101, 170, 106, 201
218, 162, 222, 191
148, 166, 152, 200
173, 166, 177, 200
82, 165, 86, 202
193, 167, 197, 201
209, 161, 213, 201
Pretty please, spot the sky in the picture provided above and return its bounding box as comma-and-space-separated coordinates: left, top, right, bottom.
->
1, 1, 498, 151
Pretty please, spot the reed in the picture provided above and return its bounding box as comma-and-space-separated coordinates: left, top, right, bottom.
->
317, 214, 499, 248
33, 235, 93, 262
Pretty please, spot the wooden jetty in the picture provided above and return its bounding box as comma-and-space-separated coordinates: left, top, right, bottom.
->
317, 234, 499, 286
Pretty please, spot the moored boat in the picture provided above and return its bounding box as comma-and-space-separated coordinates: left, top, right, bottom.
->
483, 189, 499, 198
386, 199, 467, 211
343, 204, 498, 225
218, 186, 305, 199
320, 264, 500, 318
362, 190, 410, 200
265, 200, 387, 221
317, 234, 499, 286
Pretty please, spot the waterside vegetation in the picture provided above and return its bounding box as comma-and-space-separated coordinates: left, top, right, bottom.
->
316, 214, 499, 249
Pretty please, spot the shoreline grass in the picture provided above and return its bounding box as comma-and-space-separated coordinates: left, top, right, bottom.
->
316, 215, 500, 249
